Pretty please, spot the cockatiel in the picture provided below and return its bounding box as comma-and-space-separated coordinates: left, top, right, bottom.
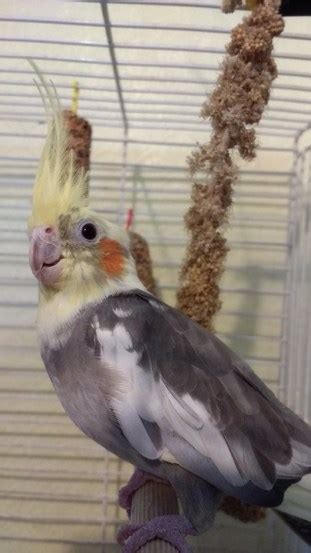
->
28, 68, 311, 534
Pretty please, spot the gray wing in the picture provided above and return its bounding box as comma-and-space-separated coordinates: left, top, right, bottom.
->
95, 290, 311, 500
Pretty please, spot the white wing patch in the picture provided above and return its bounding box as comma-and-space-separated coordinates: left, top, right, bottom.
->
112, 396, 160, 459
95, 321, 163, 459
165, 390, 203, 430
112, 307, 132, 318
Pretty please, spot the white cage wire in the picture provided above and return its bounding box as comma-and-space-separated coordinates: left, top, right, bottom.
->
0, 1, 310, 552
284, 128, 311, 424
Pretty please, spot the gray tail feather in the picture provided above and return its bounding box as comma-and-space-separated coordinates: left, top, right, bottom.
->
234, 476, 301, 508
163, 463, 223, 533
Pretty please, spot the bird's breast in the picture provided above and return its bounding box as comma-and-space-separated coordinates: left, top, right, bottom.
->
41, 329, 114, 447
40, 321, 149, 470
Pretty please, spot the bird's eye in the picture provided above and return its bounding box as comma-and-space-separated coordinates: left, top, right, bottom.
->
81, 222, 97, 241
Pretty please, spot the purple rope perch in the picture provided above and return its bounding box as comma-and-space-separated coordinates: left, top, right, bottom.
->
118, 515, 195, 553
119, 468, 166, 516
118, 469, 196, 553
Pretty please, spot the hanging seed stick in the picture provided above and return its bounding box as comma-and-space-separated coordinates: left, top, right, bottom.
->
176, 0, 284, 523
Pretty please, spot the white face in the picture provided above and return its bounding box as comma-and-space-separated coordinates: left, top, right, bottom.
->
28, 213, 132, 290
28, 217, 101, 286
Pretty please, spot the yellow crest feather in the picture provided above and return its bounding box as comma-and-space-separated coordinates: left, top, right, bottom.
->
28, 60, 89, 229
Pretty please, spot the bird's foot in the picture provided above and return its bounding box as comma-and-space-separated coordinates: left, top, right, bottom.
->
119, 468, 165, 516
117, 514, 195, 553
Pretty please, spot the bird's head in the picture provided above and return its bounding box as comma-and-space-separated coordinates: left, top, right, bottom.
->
29, 204, 130, 292
28, 64, 138, 314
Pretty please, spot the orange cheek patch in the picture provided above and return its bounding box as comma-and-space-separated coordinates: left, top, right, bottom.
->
100, 238, 125, 277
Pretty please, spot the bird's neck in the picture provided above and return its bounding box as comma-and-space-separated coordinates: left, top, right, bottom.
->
37, 268, 144, 348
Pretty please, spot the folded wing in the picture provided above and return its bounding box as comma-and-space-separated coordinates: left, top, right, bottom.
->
93, 291, 311, 500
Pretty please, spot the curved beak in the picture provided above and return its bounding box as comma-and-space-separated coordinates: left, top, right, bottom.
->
29, 226, 64, 285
